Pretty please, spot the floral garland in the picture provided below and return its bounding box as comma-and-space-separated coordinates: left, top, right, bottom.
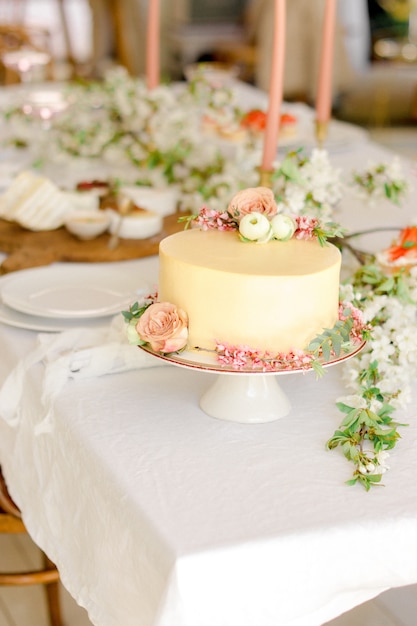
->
330, 244, 417, 490
123, 293, 367, 377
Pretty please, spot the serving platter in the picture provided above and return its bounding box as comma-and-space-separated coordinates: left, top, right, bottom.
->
0, 213, 182, 274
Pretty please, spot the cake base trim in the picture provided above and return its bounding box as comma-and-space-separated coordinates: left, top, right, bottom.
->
124, 295, 369, 375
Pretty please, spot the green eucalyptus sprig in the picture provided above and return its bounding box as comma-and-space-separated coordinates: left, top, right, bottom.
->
306, 306, 369, 378
307, 310, 365, 361
312, 221, 347, 247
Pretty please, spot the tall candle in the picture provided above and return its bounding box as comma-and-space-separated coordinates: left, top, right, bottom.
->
261, 0, 286, 174
146, 0, 160, 90
316, 0, 336, 124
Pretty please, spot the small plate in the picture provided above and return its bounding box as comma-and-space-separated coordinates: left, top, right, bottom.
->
0, 297, 110, 333
1, 265, 147, 319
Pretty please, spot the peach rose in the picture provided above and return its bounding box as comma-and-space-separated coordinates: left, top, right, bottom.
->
227, 187, 277, 222
136, 302, 188, 353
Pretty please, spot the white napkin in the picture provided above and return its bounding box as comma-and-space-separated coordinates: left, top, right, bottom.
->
0, 316, 167, 434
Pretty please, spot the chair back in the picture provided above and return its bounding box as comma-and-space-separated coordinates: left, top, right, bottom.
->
0, 22, 53, 84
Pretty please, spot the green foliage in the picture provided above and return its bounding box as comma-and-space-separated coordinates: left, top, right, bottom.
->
121, 300, 152, 322
328, 254, 414, 489
350, 263, 415, 305
307, 312, 355, 360
352, 162, 408, 206
314, 222, 347, 247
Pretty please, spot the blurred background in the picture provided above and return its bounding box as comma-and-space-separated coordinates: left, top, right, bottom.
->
1, 0, 416, 134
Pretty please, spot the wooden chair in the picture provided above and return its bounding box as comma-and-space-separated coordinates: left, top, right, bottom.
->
0, 0, 80, 84
0, 466, 63, 626
0, 22, 54, 84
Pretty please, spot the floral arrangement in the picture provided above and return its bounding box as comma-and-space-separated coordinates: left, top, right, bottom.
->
124, 295, 189, 354
329, 227, 417, 489
1, 67, 407, 217
180, 186, 346, 245
123, 292, 367, 376
352, 157, 408, 206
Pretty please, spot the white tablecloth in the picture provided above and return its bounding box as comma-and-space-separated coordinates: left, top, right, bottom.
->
1, 88, 417, 626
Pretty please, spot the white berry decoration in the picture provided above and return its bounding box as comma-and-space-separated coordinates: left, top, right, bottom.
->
239, 212, 273, 243
270, 214, 296, 241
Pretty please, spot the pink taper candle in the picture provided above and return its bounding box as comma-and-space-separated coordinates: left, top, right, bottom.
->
261, 0, 286, 173
146, 0, 160, 90
316, 0, 336, 123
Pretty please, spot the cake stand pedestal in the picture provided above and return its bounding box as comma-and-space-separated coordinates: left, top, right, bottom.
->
140, 341, 366, 424
200, 372, 291, 423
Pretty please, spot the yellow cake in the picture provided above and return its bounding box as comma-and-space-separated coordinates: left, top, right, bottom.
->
158, 229, 341, 354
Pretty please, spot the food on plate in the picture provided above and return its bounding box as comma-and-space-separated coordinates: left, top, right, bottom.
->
376, 226, 417, 272
240, 109, 298, 137
0, 171, 73, 231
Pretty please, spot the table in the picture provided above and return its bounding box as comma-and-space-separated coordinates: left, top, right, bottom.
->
1, 85, 417, 626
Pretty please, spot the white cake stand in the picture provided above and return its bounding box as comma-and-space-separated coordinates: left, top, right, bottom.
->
140, 341, 366, 424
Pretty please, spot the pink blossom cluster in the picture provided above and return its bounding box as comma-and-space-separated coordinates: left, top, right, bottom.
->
214, 342, 315, 372
144, 290, 158, 305
294, 216, 319, 240
194, 207, 238, 231
339, 301, 368, 341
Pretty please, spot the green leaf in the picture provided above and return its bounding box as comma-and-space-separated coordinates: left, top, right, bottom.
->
340, 408, 361, 429
311, 360, 324, 378
335, 402, 354, 414
396, 275, 415, 304
331, 332, 343, 357
279, 156, 306, 184
346, 477, 359, 486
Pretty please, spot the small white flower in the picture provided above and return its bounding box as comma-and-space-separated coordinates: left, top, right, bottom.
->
336, 394, 367, 409
376, 451, 390, 472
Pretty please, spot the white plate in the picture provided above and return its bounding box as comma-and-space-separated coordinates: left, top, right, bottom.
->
1, 265, 147, 319
0, 297, 110, 332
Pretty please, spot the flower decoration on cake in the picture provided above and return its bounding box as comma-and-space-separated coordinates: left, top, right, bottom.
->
124, 294, 188, 354
124, 294, 367, 377
181, 186, 346, 245
228, 186, 277, 221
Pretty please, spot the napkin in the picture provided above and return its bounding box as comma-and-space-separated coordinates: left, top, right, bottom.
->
0, 316, 168, 434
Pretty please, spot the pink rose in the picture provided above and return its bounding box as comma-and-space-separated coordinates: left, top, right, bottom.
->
227, 187, 277, 222
136, 302, 188, 353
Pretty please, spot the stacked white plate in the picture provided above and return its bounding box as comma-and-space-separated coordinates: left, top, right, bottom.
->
0, 265, 147, 332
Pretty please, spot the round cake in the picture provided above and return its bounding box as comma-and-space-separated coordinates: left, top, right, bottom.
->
158, 228, 341, 354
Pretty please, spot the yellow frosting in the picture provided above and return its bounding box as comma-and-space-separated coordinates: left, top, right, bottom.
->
159, 229, 341, 353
